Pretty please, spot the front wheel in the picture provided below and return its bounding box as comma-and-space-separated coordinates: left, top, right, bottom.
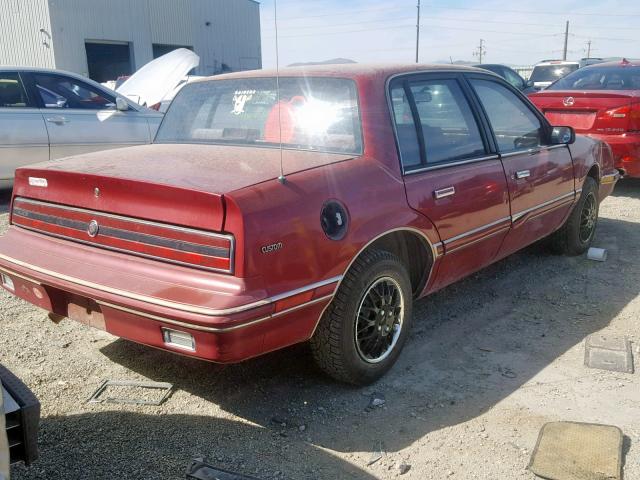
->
310, 249, 413, 385
548, 177, 599, 255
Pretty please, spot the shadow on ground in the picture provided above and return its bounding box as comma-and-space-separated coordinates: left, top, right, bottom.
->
97, 215, 640, 462
611, 177, 640, 199
10, 412, 375, 480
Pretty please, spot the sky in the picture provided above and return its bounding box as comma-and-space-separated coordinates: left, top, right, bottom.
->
258, 0, 640, 68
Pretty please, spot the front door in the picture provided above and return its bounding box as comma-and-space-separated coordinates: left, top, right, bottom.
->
29, 72, 150, 159
390, 73, 511, 292
0, 72, 49, 184
468, 76, 576, 258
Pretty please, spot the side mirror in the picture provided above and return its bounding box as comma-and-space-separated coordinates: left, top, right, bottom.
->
115, 97, 129, 112
550, 126, 575, 145
525, 79, 534, 88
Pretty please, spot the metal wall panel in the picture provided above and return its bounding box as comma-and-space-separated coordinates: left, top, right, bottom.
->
0, 0, 55, 68
48, 0, 260, 77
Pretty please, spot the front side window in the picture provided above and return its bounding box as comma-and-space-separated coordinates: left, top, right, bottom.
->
156, 77, 362, 155
470, 79, 542, 152
502, 68, 525, 90
549, 66, 640, 90
33, 74, 115, 110
0, 73, 29, 108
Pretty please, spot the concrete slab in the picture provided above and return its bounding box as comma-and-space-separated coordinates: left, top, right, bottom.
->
584, 334, 634, 374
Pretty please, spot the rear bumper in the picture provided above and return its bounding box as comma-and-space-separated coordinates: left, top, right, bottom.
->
0, 227, 337, 363
586, 133, 640, 178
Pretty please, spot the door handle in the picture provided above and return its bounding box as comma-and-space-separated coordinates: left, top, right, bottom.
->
46, 116, 70, 125
434, 186, 455, 199
515, 170, 531, 179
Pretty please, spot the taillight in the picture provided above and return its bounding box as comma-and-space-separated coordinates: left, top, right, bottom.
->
599, 103, 640, 132
11, 198, 234, 274
629, 103, 640, 132
149, 102, 161, 111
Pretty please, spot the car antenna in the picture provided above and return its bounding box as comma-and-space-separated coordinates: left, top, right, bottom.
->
274, 0, 286, 184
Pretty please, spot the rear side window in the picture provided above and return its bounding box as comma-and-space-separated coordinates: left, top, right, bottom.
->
549, 66, 640, 90
0, 73, 29, 108
390, 78, 485, 170
157, 77, 363, 155
530, 64, 578, 83
390, 86, 421, 168
470, 79, 542, 152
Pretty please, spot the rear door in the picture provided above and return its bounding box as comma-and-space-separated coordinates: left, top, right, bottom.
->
467, 75, 576, 258
0, 72, 49, 184
390, 73, 511, 292
29, 72, 151, 159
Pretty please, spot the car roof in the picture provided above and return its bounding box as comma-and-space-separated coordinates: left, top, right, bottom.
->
581, 59, 640, 68
534, 61, 579, 67
194, 63, 494, 84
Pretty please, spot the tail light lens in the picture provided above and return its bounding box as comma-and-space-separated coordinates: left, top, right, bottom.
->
629, 103, 640, 132
11, 198, 234, 274
599, 103, 640, 132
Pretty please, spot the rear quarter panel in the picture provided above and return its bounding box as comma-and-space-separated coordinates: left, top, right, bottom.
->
569, 135, 616, 200
225, 157, 440, 298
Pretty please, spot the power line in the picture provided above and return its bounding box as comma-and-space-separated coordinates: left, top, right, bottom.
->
420, 3, 640, 17
265, 22, 563, 39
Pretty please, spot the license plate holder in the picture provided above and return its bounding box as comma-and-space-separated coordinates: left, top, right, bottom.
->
67, 297, 106, 331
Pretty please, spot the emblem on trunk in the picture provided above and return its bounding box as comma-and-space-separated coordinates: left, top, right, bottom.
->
94, 187, 100, 198
87, 220, 99, 238
563, 96, 575, 106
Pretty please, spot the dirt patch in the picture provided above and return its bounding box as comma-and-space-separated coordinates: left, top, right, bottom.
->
4, 179, 640, 479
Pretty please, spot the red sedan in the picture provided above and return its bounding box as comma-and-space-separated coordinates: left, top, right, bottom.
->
529, 59, 640, 177
0, 65, 619, 384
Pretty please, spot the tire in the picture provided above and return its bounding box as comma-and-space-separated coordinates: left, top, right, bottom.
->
310, 249, 413, 385
548, 177, 599, 255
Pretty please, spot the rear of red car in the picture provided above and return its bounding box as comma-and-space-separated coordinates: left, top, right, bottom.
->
529, 61, 640, 177
0, 73, 364, 364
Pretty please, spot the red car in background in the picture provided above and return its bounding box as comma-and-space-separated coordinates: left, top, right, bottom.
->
529, 59, 640, 177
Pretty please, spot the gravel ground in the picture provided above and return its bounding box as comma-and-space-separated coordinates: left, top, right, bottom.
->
3, 179, 640, 480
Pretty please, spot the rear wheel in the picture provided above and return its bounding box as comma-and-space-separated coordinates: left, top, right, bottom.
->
310, 249, 413, 385
548, 177, 599, 255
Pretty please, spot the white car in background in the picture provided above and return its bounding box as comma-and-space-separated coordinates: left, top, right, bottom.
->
0, 67, 163, 188
529, 60, 580, 90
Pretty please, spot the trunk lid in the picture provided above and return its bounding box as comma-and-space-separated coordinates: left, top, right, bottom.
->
13, 143, 292, 231
530, 90, 640, 134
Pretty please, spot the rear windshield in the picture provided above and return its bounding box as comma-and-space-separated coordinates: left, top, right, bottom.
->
548, 66, 640, 90
155, 77, 363, 155
530, 64, 578, 83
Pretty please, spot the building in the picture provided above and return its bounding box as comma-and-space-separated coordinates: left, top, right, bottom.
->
0, 0, 262, 82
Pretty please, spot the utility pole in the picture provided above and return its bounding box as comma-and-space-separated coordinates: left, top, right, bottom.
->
473, 39, 486, 64
415, 0, 421, 63
586, 39, 592, 58
562, 20, 569, 60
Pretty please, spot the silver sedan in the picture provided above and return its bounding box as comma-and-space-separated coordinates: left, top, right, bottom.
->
0, 67, 163, 188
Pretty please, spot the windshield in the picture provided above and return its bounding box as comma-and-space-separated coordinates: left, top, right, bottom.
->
156, 76, 363, 155
549, 66, 640, 90
530, 64, 578, 83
